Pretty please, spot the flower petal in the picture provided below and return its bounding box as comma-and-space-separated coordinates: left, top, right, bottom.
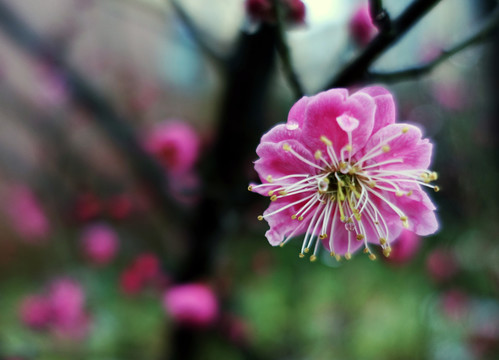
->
358, 86, 396, 134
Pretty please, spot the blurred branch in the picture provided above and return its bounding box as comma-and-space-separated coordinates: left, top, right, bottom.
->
368, 4, 499, 83
0, 0, 184, 221
170, 0, 227, 67
326, 0, 442, 88
369, 0, 391, 32
272, 0, 305, 99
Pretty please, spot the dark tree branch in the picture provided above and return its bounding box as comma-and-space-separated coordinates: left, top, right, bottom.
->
369, 0, 391, 32
271, 0, 305, 99
368, 4, 499, 83
0, 0, 183, 221
326, 0, 442, 88
170, 0, 227, 67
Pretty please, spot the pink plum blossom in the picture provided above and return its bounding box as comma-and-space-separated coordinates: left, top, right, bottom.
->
385, 229, 421, 264
144, 120, 200, 175
349, 4, 378, 46
19, 295, 52, 330
163, 283, 219, 328
49, 278, 90, 339
80, 223, 119, 265
249, 86, 438, 261
4, 185, 50, 243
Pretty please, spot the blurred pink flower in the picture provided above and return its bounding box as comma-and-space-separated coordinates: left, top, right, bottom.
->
426, 248, 459, 282
440, 289, 469, 321
4, 185, 50, 243
349, 4, 378, 46
385, 229, 421, 264
72, 192, 102, 222
144, 120, 200, 175
81, 223, 119, 265
120, 253, 166, 296
19, 295, 52, 330
106, 194, 134, 220
49, 278, 90, 339
120, 266, 144, 296
250, 86, 438, 261
163, 283, 219, 328
34, 63, 69, 108
431, 81, 468, 111
245, 0, 306, 25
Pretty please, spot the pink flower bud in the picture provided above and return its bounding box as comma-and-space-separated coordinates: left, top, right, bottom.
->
19, 295, 52, 330
81, 223, 119, 265
164, 284, 219, 328
349, 4, 377, 46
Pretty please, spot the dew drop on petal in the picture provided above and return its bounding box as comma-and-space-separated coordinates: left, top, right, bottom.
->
286, 122, 299, 131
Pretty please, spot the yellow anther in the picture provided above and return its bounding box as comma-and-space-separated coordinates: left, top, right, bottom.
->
320, 135, 332, 146
266, 175, 273, 183
356, 234, 364, 241
396, 191, 404, 197
345, 144, 352, 152
345, 252, 352, 260
320, 234, 328, 239
257, 215, 263, 221
279, 242, 285, 247
335, 255, 341, 261
291, 214, 297, 220
354, 212, 362, 221
369, 253, 377, 261
406, 190, 413, 196
330, 251, 336, 257
268, 190, 274, 196
279, 190, 287, 196
270, 195, 277, 201
363, 248, 369, 254
382, 145, 390, 153
310, 255, 317, 262
434, 186, 440, 192
248, 185, 253, 191
298, 216, 303, 221
400, 215, 408, 222
402, 220, 409, 229
314, 150, 322, 160
339, 162, 347, 170
379, 238, 387, 245
430, 172, 438, 181
383, 247, 392, 257
299, 253, 305, 258
304, 248, 310, 254
283, 144, 291, 151
402, 126, 409, 134
368, 181, 376, 188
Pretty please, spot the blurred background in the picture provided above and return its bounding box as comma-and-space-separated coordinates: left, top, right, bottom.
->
0, 0, 498, 359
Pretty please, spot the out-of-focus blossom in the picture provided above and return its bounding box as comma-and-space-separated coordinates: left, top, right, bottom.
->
163, 283, 219, 328
144, 120, 200, 176
250, 86, 438, 261
385, 229, 421, 264
19, 295, 52, 330
426, 248, 459, 282
48, 278, 91, 339
245, 0, 306, 25
4, 185, 50, 243
120, 253, 166, 296
106, 194, 134, 220
349, 4, 378, 46
80, 223, 119, 265
431, 81, 468, 111
34, 62, 69, 109
72, 192, 102, 222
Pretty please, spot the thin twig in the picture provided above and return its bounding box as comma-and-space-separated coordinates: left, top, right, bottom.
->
368, 4, 499, 83
326, 0, 442, 88
271, 0, 305, 99
369, 0, 391, 31
170, 0, 227, 66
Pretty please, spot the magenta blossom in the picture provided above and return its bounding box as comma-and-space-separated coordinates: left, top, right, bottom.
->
163, 283, 219, 328
4, 185, 50, 243
80, 223, 119, 265
385, 229, 421, 264
19, 295, 52, 330
249, 86, 438, 261
144, 119, 200, 175
349, 4, 378, 46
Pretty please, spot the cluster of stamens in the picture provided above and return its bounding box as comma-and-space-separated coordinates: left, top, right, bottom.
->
250, 124, 439, 262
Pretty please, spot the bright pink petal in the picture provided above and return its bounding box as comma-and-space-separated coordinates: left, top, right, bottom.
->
260, 123, 302, 144
264, 197, 309, 245
287, 95, 310, 127
360, 124, 432, 170
358, 86, 396, 134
